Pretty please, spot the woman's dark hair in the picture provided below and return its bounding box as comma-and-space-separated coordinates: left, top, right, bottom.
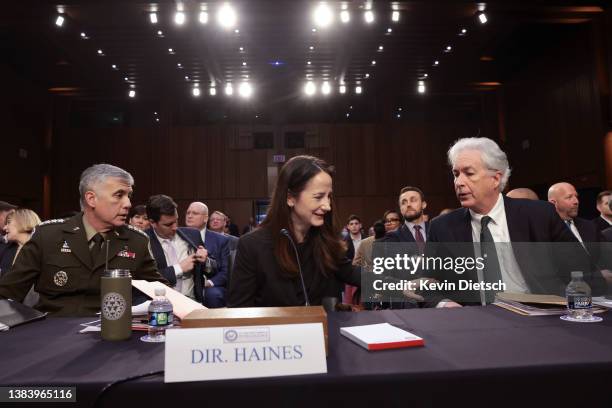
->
373, 220, 386, 239
261, 155, 345, 277
128, 204, 147, 221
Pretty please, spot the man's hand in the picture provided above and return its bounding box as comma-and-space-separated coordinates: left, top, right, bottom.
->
440, 301, 462, 308
194, 246, 208, 263
402, 278, 437, 302
205, 280, 214, 288
178, 254, 196, 272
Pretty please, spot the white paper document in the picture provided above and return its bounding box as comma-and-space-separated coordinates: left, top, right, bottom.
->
340, 323, 424, 351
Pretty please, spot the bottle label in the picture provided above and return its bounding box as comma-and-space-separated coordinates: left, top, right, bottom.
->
567, 295, 591, 309
149, 311, 173, 327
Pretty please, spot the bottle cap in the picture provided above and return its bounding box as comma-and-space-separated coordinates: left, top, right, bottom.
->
154, 287, 166, 296
570, 271, 583, 279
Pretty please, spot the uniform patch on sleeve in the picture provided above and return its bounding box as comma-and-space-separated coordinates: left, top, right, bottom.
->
126, 224, 148, 238
38, 218, 66, 227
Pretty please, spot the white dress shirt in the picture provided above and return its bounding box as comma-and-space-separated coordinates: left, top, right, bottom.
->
154, 230, 194, 298
469, 193, 529, 294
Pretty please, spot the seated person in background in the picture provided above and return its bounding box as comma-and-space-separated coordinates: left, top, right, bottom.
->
0, 201, 17, 275
593, 190, 612, 234
207, 210, 239, 283
2, 209, 41, 306
128, 204, 150, 230
382, 210, 402, 233
228, 155, 360, 307
506, 187, 539, 200
0, 164, 167, 316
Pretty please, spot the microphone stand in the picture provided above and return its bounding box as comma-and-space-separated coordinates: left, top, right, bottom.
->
280, 228, 310, 306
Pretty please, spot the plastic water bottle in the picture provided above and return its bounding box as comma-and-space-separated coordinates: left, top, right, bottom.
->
141, 288, 173, 343
565, 271, 592, 320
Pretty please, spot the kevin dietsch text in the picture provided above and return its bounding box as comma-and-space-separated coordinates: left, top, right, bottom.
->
372, 279, 507, 292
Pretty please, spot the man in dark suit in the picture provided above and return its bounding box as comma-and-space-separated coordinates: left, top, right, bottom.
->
184, 201, 230, 307
548, 182, 601, 243
593, 190, 612, 234
147, 195, 224, 307
424, 137, 602, 307
344, 215, 365, 261
384, 186, 429, 252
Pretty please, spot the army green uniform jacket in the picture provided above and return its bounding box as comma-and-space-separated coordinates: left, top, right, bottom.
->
0, 214, 167, 316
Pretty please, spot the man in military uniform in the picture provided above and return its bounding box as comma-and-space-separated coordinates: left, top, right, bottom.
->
0, 164, 167, 316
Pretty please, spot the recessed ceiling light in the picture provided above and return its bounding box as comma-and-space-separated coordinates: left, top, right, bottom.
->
124, 77, 129, 82
55, 15, 65, 27
217, 3, 237, 28
392, 11, 400, 22
355, 86, 362, 94
478, 12, 488, 24
168, 48, 174, 54
174, 11, 186, 25
364, 73, 370, 78
313, 3, 334, 28
234, 29, 240, 34
339, 85, 346, 94
387, 28, 393, 33
239, 82, 252, 98
185, 75, 190, 81
242, 61, 247, 66
199, 11, 208, 24
225, 83, 234, 96
378, 45, 384, 51
364, 11, 374, 24
111, 64, 117, 70
128, 89, 136, 98
80, 32, 88, 39
307, 61, 311, 65
309, 45, 314, 50
321, 81, 331, 95
192, 87, 201, 97
444, 45, 452, 53
157, 30, 164, 37
304, 81, 316, 96
210, 86, 217, 96
418, 80, 426, 94
434, 60, 439, 66
460, 28, 467, 35
340, 10, 350, 23
371, 60, 376, 65
177, 63, 182, 68
97, 49, 104, 56
239, 46, 244, 51
149, 12, 158, 24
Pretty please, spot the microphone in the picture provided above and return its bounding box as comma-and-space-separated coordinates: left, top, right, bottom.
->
280, 228, 310, 306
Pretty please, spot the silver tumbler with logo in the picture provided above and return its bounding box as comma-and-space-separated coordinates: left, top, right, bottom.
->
100, 269, 132, 341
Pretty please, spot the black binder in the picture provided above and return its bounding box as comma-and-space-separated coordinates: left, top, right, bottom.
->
0, 299, 47, 329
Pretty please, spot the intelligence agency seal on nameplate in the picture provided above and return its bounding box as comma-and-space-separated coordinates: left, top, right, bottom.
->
101, 292, 127, 320
53, 271, 68, 286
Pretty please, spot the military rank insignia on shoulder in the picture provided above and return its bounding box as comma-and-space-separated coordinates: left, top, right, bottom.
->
38, 218, 66, 227
126, 224, 148, 238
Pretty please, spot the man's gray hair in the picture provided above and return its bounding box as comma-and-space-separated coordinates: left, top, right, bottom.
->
79, 164, 134, 209
448, 137, 511, 191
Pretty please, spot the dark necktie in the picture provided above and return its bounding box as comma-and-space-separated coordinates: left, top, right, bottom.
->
480, 216, 502, 303
413, 225, 425, 254
90, 233, 105, 264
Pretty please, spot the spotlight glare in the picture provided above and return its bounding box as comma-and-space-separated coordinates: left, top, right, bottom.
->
199, 11, 209, 24
307, 61, 311, 65
80, 32, 87, 39
111, 64, 117, 69
210, 86, 217, 96
364, 73, 370, 78
340, 10, 350, 23
478, 12, 488, 24
364, 11, 374, 24
378, 45, 384, 51
304, 81, 316, 96
242, 61, 247, 66
174, 11, 186, 25
392, 11, 400, 22
238, 82, 252, 98
149, 12, 158, 24
355, 86, 362, 94
387, 27, 393, 33
217, 3, 237, 28
157, 30, 163, 37
97, 49, 103, 55
371, 60, 376, 65
418, 80, 426, 94
321, 81, 331, 95
128, 89, 136, 98
434, 60, 439, 66
225, 83, 233, 96
55, 15, 65, 27
192, 87, 201, 97
168, 48, 174, 54
339, 84, 346, 94
313, 3, 334, 28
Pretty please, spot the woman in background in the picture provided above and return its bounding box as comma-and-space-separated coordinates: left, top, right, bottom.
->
229, 155, 360, 307
128, 204, 149, 230
3, 208, 41, 306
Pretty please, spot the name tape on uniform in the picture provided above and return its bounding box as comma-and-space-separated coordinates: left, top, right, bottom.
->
164, 323, 327, 382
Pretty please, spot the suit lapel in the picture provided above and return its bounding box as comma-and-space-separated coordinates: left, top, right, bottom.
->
503, 196, 524, 242
459, 209, 472, 242
146, 229, 168, 269
62, 216, 93, 269
399, 224, 415, 242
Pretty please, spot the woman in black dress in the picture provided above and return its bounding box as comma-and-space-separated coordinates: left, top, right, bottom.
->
228, 155, 360, 307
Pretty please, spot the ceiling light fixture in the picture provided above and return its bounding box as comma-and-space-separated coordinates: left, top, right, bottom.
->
149, 13, 158, 24
192, 87, 201, 97
225, 83, 233, 96
417, 80, 426, 94
304, 81, 316, 96
364, 11, 374, 24
340, 10, 350, 23
313, 3, 334, 28
392, 11, 400, 22
339, 85, 346, 94
355, 85, 362, 94
217, 3, 237, 28
239, 82, 252, 98
199, 11, 209, 24
128, 89, 136, 98
478, 12, 488, 24
55, 15, 65, 27
321, 81, 331, 95
174, 11, 186, 25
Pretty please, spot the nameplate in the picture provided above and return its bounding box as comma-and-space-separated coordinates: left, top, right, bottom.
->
164, 323, 327, 382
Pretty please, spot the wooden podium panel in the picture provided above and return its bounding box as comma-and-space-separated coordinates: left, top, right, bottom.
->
182, 306, 328, 352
